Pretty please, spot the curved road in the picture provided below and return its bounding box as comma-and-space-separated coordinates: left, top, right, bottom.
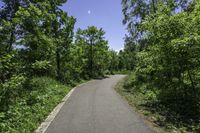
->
45, 75, 155, 133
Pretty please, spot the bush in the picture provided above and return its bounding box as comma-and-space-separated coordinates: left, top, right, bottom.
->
31, 60, 52, 76
0, 74, 26, 111
0, 77, 71, 133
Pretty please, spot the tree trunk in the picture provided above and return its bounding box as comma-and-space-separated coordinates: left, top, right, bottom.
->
188, 70, 196, 97
152, 0, 156, 13
90, 39, 93, 77
8, 29, 15, 52
56, 48, 61, 80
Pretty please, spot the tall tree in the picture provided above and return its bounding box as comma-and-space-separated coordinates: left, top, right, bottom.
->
75, 26, 109, 77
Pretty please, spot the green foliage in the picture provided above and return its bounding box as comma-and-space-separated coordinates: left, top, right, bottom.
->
120, 0, 200, 132
75, 26, 110, 78
116, 74, 200, 133
0, 74, 26, 111
108, 50, 119, 74
117, 37, 136, 71
31, 60, 52, 75
0, 77, 71, 133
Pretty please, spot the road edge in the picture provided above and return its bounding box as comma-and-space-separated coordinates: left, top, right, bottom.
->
113, 77, 162, 133
35, 80, 92, 133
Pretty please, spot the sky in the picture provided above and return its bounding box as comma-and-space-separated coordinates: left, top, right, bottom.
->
61, 0, 126, 51
0, 0, 127, 51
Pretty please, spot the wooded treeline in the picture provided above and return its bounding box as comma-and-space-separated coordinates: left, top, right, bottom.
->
119, 0, 200, 132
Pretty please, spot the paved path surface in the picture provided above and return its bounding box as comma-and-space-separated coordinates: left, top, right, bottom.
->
45, 75, 155, 133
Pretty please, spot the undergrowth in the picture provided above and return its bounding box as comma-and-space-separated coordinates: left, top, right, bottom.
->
0, 77, 85, 133
115, 74, 200, 133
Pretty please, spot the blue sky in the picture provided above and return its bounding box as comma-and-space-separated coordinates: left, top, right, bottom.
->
0, 0, 126, 51
61, 0, 126, 51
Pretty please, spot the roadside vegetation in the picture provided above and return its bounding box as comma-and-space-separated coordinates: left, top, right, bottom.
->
116, 0, 200, 132
115, 74, 200, 132
0, 77, 82, 132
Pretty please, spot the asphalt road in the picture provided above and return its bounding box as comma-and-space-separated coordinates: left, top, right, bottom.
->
45, 75, 155, 133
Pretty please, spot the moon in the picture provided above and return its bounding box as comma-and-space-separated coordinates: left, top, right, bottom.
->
88, 10, 91, 15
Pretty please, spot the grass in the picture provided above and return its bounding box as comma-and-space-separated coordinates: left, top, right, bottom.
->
0, 76, 87, 133
114, 75, 200, 133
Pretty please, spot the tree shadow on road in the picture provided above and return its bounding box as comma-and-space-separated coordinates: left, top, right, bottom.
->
94, 75, 110, 80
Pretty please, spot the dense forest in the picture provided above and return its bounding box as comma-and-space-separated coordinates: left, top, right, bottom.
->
0, 0, 200, 132
117, 0, 200, 132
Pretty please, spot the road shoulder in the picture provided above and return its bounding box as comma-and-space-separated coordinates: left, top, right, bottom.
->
35, 80, 92, 133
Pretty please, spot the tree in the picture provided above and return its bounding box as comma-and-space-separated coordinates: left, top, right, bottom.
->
0, 0, 76, 110
121, 0, 200, 125
121, 0, 194, 51
108, 50, 119, 74
75, 26, 110, 78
